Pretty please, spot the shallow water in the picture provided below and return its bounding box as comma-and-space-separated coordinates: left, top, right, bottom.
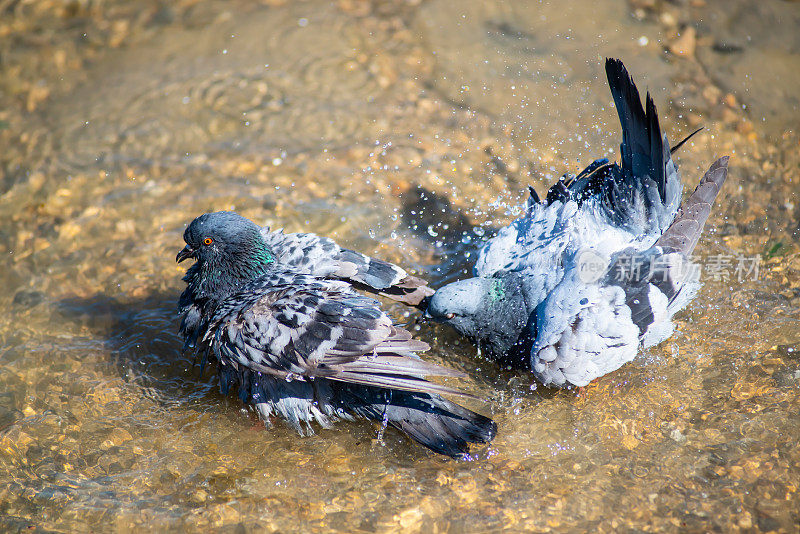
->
1, 0, 799, 531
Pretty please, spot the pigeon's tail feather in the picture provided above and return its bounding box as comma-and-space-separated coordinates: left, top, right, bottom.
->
670, 127, 703, 155
559, 59, 680, 219
605, 57, 668, 201
337, 248, 434, 307
338, 384, 497, 458
224, 363, 495, 457
327, 344, 472, 398
656, 156, 729, 255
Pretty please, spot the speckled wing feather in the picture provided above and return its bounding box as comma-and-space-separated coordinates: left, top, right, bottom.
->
262, 228, 433, 305
610, 158, 729, 338
204, 269, 462, 396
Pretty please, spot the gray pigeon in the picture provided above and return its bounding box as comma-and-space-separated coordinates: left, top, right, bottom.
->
427, 58, 729, 388
176, 211, 495, 458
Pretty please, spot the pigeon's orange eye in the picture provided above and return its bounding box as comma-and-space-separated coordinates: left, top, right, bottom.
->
203, 237, 213, 246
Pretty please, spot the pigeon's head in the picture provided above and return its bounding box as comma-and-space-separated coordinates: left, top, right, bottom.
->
427, 278, 491, 335
427, 274, 529, 358
177, 211, 274, 271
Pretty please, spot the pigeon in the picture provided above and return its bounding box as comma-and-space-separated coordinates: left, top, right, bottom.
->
427, 58, 729, 388
176, 211, 496, 458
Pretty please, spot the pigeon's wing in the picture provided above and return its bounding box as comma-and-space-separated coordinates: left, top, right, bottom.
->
476, 198, 605, 314
530, 158, 730, 386
529, 271, 642, 388
656, 157, 729, 256
260, 229, 342, 277
603, 247, 701, 350
206, 273, 463, 396
262, 228, 433, 305
622, 156, 729, 346
476, 199, 573, 277
531, 245, 705, 388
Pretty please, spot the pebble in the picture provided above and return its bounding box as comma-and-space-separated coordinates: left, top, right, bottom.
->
100, 428, 133, 449
660, 11, 677, 27
669, 429, 686, 443
12, 290, 44, 308
190, 489, 209, 504
397, 507, 424, 530
621, 435, 641, 450
669, 26, 696, 57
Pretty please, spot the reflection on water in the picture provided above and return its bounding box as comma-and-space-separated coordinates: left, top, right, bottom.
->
1, 0, 799, 531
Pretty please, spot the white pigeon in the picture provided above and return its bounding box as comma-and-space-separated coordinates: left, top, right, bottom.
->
427, 58, 729, 388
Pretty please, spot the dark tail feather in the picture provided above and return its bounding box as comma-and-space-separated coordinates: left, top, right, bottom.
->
528, 185, 541, 205
605, 57, 668, 202
338, 385, 497, 458
656, 156, 729, 255
670, 127, 703, 154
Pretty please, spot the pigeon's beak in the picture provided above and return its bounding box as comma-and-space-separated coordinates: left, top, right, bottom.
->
176, 244, 196, 263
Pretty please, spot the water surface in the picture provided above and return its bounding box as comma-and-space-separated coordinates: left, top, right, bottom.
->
1, 0, 799, 531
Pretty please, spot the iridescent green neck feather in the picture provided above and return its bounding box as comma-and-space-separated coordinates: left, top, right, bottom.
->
192, 234, 274, 308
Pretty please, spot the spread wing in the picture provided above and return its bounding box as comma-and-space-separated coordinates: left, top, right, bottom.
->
262, 228, 433, 305
204, 272, 464, 396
